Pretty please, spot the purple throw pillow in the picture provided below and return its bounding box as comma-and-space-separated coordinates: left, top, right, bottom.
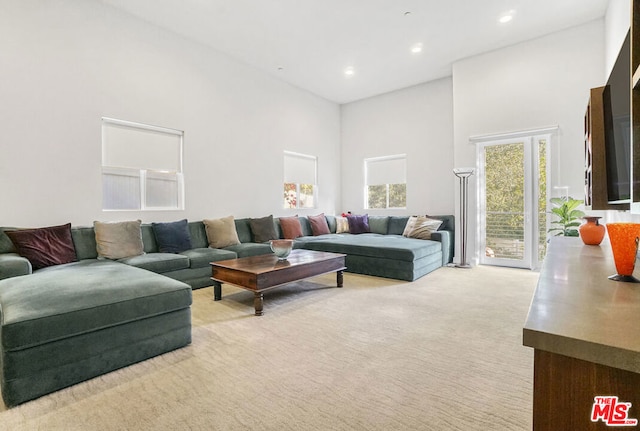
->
346, 214, 370, 234
5, 223, 77, 270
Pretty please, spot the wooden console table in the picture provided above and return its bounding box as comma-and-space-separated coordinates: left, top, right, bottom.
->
523, 237, 640, 430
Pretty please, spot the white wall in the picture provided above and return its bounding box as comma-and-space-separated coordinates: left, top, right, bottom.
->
452, 20, 605, 265
605, 0, 631, 76
0, 0, 340, 227
340, 78, 455, 216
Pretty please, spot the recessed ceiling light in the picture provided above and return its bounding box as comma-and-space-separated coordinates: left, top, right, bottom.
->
499, 10, 515, 24
344, 66, 355, 77
411, 43, 423, 54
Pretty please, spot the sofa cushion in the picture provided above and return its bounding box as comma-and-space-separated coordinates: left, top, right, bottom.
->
0, 253, 32, 279
302, 233, 441, 262
308, 214, 330, 236
428, 214, 454, 232
0, 260, 192, 351
294, 233, 344, 248
223, 243, 272, 258
279, 216, 303, 239
388, 216, 410, 235
204, 216, 241, 248
180, 248, 237, 268
299, 217, 313, 236
118, 252, 190, 273
403, 216, 443, 240
0, 228, 17, 254
188, 222, 209, 249
234, 218, 253, 243
249, 215, 278, 243
94, 220, 144, 260
368, 216, 389, 235
5, 223, 77, 270
152, 219, 192, 253
342, 249, 442, 282
325, 215, 337, 234
141, 224, 158, 253
346, 214, 370, 234
71, 226, 98, 260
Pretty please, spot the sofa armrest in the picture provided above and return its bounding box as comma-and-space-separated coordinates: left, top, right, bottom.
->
430, 231, 453, 265
0, 253, 32, 280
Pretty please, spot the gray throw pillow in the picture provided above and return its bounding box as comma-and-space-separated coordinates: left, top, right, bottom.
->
249, 215, 278, 243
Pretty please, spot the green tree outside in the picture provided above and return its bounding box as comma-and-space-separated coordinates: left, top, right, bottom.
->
484, 140, 547, 261
368, 184, 406, 209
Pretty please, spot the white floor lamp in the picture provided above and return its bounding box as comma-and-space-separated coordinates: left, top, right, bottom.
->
453, 167, 475, 268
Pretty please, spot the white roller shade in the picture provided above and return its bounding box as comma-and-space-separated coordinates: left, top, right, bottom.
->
284, 151, 317, 184
102, 168, 141, 210
366, 155, 406, 185
102, 118, 182, 172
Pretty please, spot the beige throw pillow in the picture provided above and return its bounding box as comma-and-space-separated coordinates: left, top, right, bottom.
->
204, 216, 241, 248
94, 220, 144, 259
402, 216, 443, 240
335, 216, 350, 233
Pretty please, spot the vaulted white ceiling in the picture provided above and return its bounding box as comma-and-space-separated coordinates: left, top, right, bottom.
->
101, 0, 609, 104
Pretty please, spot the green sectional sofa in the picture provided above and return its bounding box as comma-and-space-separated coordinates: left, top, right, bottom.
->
0, 213, 452, 406
0, 260, 192, 407
291, 215, 453, 281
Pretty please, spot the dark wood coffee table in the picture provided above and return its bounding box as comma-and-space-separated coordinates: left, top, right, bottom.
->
210, 249, 346, 316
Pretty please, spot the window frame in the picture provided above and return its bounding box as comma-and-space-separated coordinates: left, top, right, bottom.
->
101, 117, 184, 211
283, 151, 318, 209
364, 154, 407, 210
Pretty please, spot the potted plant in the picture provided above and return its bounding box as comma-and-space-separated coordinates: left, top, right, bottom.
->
548, 197, 585, 237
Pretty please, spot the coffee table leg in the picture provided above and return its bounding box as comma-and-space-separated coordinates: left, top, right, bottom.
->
254, 292, 264, 316
213, 282, 222, 301
337, 270, 344, 287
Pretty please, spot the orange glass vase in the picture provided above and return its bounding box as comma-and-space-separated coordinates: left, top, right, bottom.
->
606, 223, 640, 283
579, 216, 606, 245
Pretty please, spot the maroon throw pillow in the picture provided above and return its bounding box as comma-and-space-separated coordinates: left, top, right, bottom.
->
308, 214, 330, 236
279, 216, 303, 239
6, 223, 77, 270
346, 214, 370, 234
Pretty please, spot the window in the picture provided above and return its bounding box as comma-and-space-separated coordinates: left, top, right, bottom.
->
364, 154, 407, 209
283, 151, 317, 209
102, 117, 184, 211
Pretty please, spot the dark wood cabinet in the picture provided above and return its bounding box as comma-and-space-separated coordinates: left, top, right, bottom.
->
533, 350, 640, 430
584, 86, 623, 209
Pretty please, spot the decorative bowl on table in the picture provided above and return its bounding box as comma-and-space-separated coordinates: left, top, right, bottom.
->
269, 239, 294, 260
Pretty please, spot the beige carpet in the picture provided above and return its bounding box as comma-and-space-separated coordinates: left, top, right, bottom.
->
0, 265, 539, 430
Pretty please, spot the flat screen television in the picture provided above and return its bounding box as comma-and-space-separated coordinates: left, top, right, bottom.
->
603, 30, 631, 204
